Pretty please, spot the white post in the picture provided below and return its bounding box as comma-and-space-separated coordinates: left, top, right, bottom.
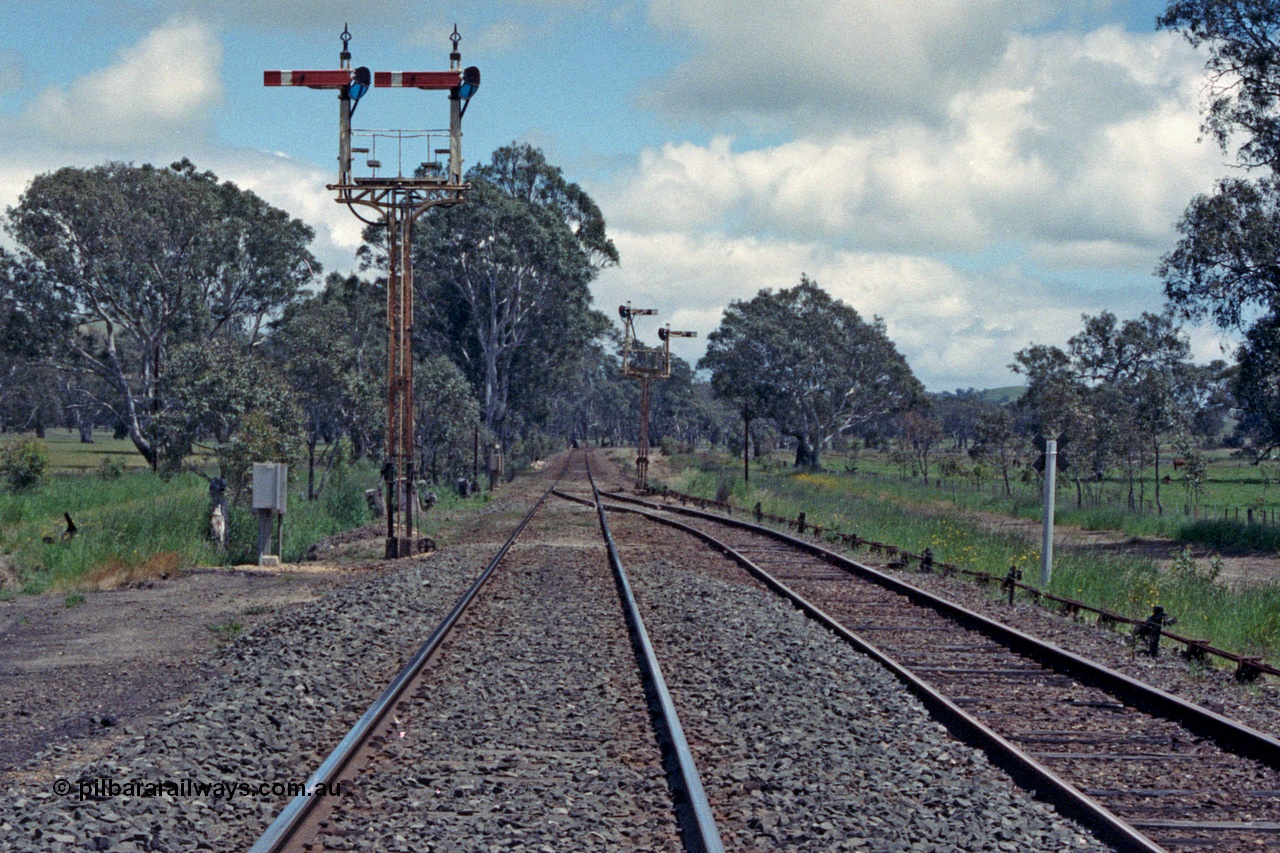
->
1041, 439, 1056, 588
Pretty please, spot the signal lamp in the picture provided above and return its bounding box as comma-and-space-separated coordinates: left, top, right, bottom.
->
459, 66, 480, 117
349, 66, 371, 115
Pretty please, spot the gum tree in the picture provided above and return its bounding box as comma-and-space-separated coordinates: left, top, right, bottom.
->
1158, 3, 1280, 456
5, 160, 318, 466
393, 144, 616, 440
700, 275, 922, 469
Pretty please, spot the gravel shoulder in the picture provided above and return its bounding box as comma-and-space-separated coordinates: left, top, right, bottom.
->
8, 449, 1272, 853
0, 472, 547, 853
0, 470, 563, 787
0, 565, 366, 782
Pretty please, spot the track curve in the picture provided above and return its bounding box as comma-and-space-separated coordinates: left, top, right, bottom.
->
600, 489, 1280, 853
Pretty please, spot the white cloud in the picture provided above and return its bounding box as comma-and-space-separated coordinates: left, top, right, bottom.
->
107, 1, 417, 31
2, 4, 1242, 395
593, 229, 1166, 390
0, 144, 363, 283
0, 20, 361, 280
1185, 323, 1238, 368
645, 0, 1058, 131
600, 26, 1223, 265
23, 20, 222, 148
196, 150, 366, 276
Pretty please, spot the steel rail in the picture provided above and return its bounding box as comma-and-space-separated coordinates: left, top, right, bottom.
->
592, 494, 1166, 853
557, 458, 726, 853
605, 490, 1280, 772
247, 454, 574, 853
652, 486, 1280, 681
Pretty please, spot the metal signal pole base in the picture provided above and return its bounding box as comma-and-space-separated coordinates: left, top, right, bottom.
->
385, 536, 415, 559
636, 454, 649, 492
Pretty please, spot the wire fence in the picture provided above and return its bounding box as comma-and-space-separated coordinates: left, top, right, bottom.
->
869, 470, 1280, 526
646, 484, 1278, 683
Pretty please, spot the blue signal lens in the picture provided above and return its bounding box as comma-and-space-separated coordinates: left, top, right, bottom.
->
350, 67, 371, 104
459, 66, 480, 100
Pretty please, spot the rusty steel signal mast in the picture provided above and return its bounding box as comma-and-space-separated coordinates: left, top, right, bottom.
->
619, 304, 696, 490
266, 26, 480, 558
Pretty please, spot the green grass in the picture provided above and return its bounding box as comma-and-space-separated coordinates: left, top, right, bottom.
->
0, 467, 185, 530
25, 428, 151, 472
221, 461, 376, 565
207, 619, 244, 645
0, 471, 210, 592
24, 427, 218, 473
0, 459, 379, 593
762, 445, 1280, 549
1176, 520, 1280, 553
654, 448, 1280, 665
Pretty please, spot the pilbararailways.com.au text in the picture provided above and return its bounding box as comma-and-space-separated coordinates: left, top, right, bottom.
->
52, 776, 342, 802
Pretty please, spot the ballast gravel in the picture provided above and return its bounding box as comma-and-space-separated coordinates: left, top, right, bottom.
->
642, 495, 1280, 743
0, 544, 493, 853
311, 502, 683, 852
608, 512, 1113, 853
874, 559, 1280, 740
2, 461, 1117, 853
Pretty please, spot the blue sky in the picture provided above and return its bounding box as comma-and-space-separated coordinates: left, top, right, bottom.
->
0, 1, 1237, 390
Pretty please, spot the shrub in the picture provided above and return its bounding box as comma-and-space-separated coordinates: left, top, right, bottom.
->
98, 456, 125, 480
218, 411, 304, 505
1177, 519, 1280, 553
0, 438, 48, 492
937, 457, 962, 479
321, 457, 369, 529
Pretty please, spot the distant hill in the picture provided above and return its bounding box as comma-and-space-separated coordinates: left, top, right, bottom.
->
928, 386, 1026, 404
975, 386, 1025, 404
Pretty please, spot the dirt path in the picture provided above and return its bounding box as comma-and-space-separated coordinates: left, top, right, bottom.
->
0, 563, 369, 781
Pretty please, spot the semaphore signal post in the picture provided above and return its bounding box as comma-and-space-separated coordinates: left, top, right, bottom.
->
618, 304, 695, 491
266, 26, 480, 559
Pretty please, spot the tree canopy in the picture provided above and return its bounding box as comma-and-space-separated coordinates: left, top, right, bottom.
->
1157, 3, 1280, 330
1013, 310, 1208, 511
362, 143, 615, 441
1233, 312, 1280, 456
1157, 2, 1280, 464
1159, 1, 1280, 171
4, 160, 318, 465
699, 275, 922, 469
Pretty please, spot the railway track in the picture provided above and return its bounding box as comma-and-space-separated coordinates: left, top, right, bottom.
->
248, 452, 573, 853
248, 451, 723, 853
245, 449, 1114, 852
5, 448, 1111, 851
599, 489, 1280, 853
